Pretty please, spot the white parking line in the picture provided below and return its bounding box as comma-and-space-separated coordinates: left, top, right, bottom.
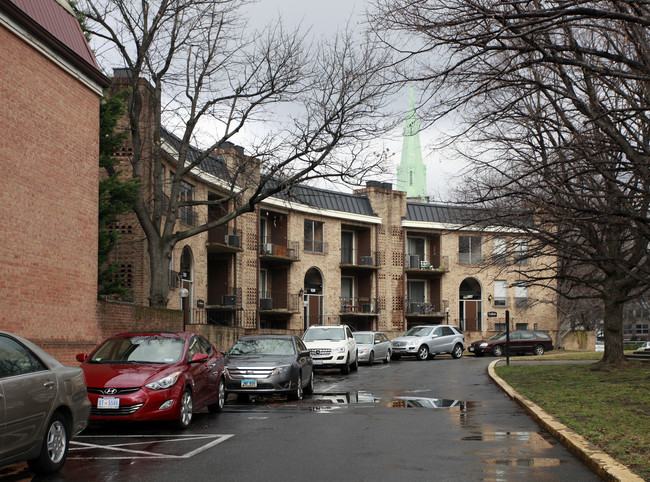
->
69, 434, 234, 460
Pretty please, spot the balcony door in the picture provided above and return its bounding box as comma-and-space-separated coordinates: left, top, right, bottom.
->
304, 267, 323, 328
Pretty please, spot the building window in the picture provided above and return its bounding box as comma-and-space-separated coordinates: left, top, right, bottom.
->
179, 181, 195, 225
636, 324, 649, 335
304, 220, 324, 253
514, 239, 528, 265
260, 269, 268, 299
516, 323, 528, 330
494, 237, 507, 264
459, 236, 482, 264
494, 280, 507, 307
515, 282, 528, 307
406, 236, 426, 268
495, 323, 506, 331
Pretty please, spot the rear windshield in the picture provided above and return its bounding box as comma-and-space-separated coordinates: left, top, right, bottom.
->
488, 332, 507, 340
89, 336, 184, 364
534, 331, 551, 339
303, 327, 345, 341
229, 338, 295, 356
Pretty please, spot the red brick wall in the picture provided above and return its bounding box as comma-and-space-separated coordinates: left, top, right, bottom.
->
0, 24, 101, 349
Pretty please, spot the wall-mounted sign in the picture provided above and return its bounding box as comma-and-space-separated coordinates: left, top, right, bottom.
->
487, 311, 498, 317
196, 299, 205, 308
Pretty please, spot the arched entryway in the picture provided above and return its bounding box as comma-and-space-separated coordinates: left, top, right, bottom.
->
180, 246, 194, 325
304, 268, 323, 328
459, 278, 482, 331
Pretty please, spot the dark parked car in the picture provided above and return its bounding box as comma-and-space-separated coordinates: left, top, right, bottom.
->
76, 332, 225, 428
225, 335, 313, 400
1, 331, 90, 475
469, 330, 554, 356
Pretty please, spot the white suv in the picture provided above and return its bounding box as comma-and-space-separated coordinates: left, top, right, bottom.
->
302, 325, 358, 374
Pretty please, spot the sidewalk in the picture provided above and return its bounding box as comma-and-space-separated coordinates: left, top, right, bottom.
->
488, 359, 643, 482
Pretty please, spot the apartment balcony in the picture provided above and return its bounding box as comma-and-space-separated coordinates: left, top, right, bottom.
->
206, 287, 242, 310
259, 291, 300, 313
206, 226, 243, 254
404, 254, 449, 278
339, 297, 380, 315
339, 249, 381, 270
259, 237, 300, 264
404, 299, 444, 318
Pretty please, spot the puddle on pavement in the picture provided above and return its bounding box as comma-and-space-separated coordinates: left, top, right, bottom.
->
462, 430, 557, 445
231, 391, 477, 411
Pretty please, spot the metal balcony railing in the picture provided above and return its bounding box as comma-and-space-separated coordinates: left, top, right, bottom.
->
210, 286, 242, 308
259, 236, 300, 260
259, 291, 300, 311
340, 249, 380, 267
339, 297, 380, 314
405, 299, 439, 315
405, 254, 449, 272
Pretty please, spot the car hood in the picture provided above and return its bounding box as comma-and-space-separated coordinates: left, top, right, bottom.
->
303, 340, 348, 349
226, 355, 294, 367
392, 335, 426, 343
82, 363, 180, 388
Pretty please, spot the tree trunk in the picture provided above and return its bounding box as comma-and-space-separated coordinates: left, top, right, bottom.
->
600, 298, 628, 365
148, 240, 171, 308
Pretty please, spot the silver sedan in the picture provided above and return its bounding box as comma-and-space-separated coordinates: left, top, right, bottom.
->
353, 331, 391, 365
0, 331, 90, 475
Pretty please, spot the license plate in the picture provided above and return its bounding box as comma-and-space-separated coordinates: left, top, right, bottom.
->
469, 347, 474, 352
98, 397, 120, 409
241, 379, 257, 388
313, 360, 322, 365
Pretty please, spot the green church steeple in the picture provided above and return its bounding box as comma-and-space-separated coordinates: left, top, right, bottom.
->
396, 88, 428, 199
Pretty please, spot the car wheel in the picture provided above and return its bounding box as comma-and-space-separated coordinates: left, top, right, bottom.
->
177, 389, 193, 429
368, 351, 375, 365
533, 344, 545, 356
452, 344, 463, 359
341, 355, 350, 375
289, 374, 303, 401
492, 345, 504, 357
391, 353, 401, 361
416, 345, 429, 361
351, 352, 359, 371
304, 370, 314, 395
27, 412, 69, 475
384, 349, 391, 364
208, 377, 226, 413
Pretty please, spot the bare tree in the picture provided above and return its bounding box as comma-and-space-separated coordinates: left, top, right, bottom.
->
79, 0, 396, 308
371, 0, 650, 364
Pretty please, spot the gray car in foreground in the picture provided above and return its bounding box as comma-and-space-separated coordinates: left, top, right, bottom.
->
0, 331, 90, 475
225, 335, 314, 401
391, 325, 465, 361
353, 331, 391, 365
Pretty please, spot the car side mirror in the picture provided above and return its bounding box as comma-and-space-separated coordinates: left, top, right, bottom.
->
76, 353, 88, 362
300, 350, 310, 357
190, 353, 208, 363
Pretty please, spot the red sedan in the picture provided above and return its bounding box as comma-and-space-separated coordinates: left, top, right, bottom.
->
76, 332, 225, 428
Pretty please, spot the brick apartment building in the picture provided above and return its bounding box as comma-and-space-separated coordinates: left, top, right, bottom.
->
0, 0, 109, 358
108, 76, 559, 345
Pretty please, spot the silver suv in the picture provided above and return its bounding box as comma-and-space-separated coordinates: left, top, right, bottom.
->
302, 325, 358, 374
391, 325, 465, 361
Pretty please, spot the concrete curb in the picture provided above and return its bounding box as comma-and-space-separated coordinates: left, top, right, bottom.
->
487, 359, 643, 482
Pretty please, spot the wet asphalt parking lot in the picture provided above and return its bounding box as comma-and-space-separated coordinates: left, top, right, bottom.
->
2, 354, 601, 481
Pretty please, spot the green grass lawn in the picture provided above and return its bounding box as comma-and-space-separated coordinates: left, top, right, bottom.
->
495, 360, 650, 480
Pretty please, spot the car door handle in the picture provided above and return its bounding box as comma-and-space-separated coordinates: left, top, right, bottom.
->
43, 381, 55, 389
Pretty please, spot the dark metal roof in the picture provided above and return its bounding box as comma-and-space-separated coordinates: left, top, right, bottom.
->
4, 0, 108, 86
406, 202, 486, 225
278, 184, 376, 217
161, 129, 230, 179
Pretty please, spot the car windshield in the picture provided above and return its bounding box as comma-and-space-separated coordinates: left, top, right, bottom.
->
353, 334, 374, 344
404, 327, 433, 337
229, 338, 296, 356
488, 332, 507, 340
89, 336, 184, 364
534, 331, 550, 339
303, 327, 345, 341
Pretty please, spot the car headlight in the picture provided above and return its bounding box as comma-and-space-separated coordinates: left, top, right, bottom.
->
359, 348, 368, 355
145, 371, 181, 390
408, 340, 418, 346
479, 343, 488, 348
271, 365, 290, 376
333, 346, 346, 353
